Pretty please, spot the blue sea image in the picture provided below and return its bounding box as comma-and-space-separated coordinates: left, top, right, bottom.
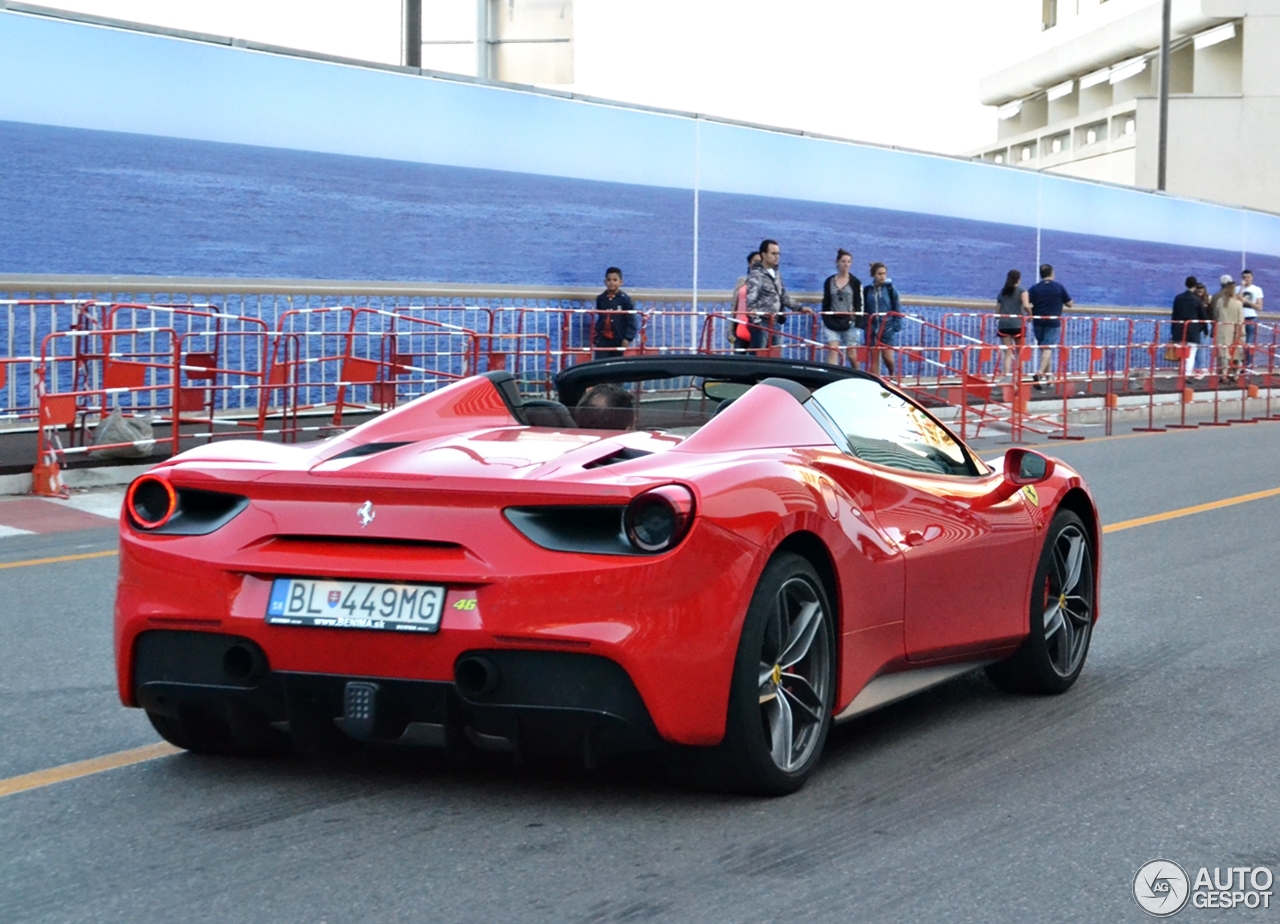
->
0, 120, 1268, 305
0, 120, 1273, 416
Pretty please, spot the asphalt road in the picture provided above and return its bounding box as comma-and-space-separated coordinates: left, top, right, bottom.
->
3, 422, 1280, 923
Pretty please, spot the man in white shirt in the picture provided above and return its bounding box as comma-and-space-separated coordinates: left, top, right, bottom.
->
1240, 269, 1264, 369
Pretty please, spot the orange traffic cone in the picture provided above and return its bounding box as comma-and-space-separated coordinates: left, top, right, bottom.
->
32, 437, 68, 499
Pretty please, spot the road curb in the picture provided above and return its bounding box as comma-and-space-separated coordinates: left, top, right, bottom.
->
0, 462, 154, 496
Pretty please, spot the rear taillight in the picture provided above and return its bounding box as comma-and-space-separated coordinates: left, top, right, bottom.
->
623, 485, 695, 553
126, 475, 177, 529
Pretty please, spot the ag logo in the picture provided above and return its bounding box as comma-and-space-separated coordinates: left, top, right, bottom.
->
1134, 859, 1190, 916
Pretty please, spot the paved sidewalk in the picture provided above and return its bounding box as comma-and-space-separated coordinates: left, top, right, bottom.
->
0, 489, 123, 537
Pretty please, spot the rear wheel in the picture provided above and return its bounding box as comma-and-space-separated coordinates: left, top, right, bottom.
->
703, 552, 835, 795
987, 510, 1095, 694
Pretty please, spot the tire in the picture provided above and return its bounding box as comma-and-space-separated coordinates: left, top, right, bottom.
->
987, 510, 1095, 694
702, 552, 836, 795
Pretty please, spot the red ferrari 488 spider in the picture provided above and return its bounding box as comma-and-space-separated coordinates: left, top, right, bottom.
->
115, 356, 1099, 794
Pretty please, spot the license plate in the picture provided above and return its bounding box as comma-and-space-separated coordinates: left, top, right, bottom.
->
266, 577, 445, 633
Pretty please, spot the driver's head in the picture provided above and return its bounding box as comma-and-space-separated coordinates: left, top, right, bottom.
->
575, 383, 636, 430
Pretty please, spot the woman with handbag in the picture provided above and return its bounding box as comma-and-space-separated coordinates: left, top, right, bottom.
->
995, 269, 1031, 377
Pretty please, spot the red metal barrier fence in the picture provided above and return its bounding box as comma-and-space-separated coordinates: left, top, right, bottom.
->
5, 294, 1278, 495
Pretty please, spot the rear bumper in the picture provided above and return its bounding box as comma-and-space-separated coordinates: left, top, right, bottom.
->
115, 513, 763, 746
134, 629, 663, 755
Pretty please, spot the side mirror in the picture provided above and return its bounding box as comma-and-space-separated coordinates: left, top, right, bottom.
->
972, 449, 1055, 509
1004, 448, 1055, 485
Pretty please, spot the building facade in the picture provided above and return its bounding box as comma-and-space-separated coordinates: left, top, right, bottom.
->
970, 0, 1280, 212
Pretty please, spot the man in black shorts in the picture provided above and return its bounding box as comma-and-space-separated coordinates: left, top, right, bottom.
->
1027, 263, 1073, 388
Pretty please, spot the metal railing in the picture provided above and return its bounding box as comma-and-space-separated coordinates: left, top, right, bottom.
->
0, 274, 1180, 418
4, 277, 1276, 482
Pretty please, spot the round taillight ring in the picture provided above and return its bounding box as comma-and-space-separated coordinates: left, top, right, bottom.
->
624, 484, 695, 554
126, 475, 177, 530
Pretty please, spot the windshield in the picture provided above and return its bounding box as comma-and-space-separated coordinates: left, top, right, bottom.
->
808, 378, 977, 477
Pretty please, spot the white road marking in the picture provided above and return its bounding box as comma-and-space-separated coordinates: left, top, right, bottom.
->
0, 524, 35, 538
57, 489, 126, 521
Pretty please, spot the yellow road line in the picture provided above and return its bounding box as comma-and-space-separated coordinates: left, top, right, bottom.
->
0, 549, 117, 570
1103, 486, 1280, 534
0, 742, 180, 799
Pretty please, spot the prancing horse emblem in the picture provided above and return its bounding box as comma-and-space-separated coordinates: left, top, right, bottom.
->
357, 500, 376, 528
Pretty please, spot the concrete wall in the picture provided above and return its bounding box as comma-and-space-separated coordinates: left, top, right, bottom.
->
1048, 147, 1138, 184
1133, 94, 1280, 210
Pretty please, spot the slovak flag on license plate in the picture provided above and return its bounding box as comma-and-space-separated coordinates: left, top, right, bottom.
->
328, 590, 341, 607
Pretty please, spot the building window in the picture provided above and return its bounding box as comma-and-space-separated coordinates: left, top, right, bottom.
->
994, 154, 1004, 164
1021, 146, 1033, 162
1125, 118, 1135, 135
1042, 0, 1057, 30
1051, 137, 1063, 154
1085, 128, 1097, 145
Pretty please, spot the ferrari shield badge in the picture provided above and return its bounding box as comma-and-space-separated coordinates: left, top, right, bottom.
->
357, 500, 376, 528
1021, 485, 1039, 506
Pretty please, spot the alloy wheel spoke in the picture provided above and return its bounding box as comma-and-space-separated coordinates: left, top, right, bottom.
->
1043, 601, 1065, 639
780, 677, 824, 726
1050, 545, 1068, 592
779, 600, 822, 669
759, 662, 777, 690
1062, 603, 1091, 626
1061, 532, 1085, 593
1054, 615, 1075, 672
765, 691, 794, 769
763, 603, 786, 666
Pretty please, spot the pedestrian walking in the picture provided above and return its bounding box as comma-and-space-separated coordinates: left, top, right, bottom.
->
1212, 274, 1245, 380
1240, 269, 1264, 369
821, 249, 862, 366
995, 269, 1031, 377
1170, 275, 1209, 379
745, 239, 805, 352
863, 262, 901, 376
1027, 263, 1073, 388
592, 267, 637, 360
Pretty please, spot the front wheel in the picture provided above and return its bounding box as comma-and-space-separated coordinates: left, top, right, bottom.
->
702, 552, 836, 795
987, 509, 1095, 694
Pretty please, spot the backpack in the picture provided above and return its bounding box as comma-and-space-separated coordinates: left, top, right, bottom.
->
733, 283, 750, 342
